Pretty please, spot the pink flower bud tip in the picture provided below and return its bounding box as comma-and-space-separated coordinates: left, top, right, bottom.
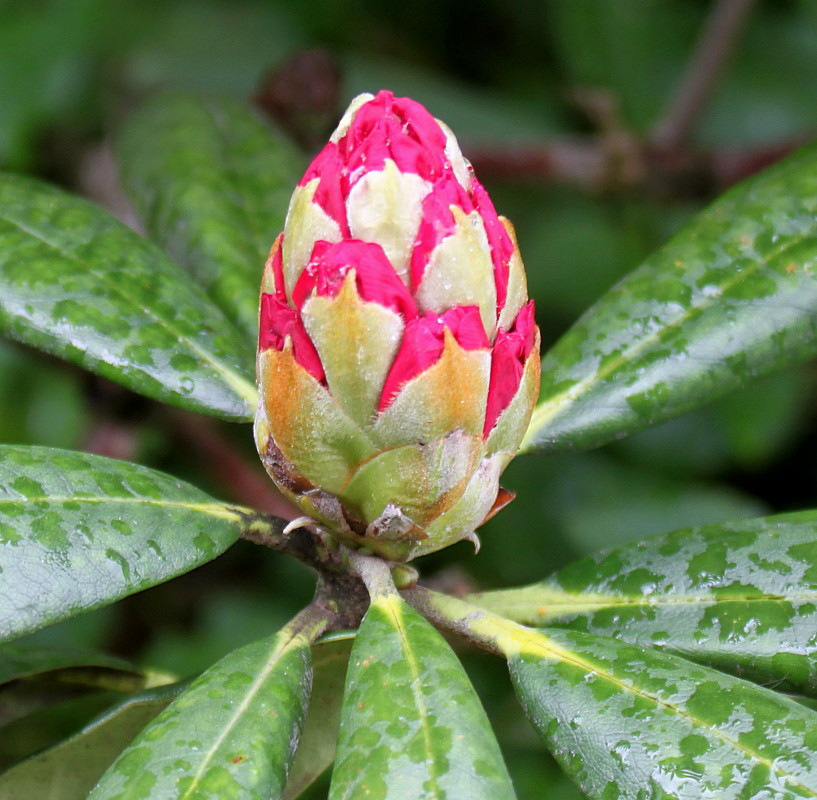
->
256, 90, 540, 561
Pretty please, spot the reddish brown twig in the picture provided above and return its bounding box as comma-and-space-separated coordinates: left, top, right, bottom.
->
651, 0, 759, 151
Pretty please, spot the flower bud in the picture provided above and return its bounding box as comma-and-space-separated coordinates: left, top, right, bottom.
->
255, 90, 540, 561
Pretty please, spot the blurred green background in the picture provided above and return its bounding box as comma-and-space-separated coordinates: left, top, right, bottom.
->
2, 0, 817, 795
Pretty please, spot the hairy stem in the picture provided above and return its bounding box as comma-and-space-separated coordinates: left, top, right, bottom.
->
283, 595, 334, 646
402, 585, 519, 657
347, 551, 398, 599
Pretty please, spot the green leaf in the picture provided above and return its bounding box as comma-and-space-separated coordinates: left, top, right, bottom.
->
0, 444, 252, 642
118, 92, 304, 343
522, 140, 817, 453
88, 615, 321, 800
0, 689, 123, 772
508, 627, 817, 800
284, 635, 352, 800
0, 643, 163, 728
470, 511, 817, 695
0, 682, 184, 800
0, 644, 140, 688
329, 594, 515, 800
0, 173, 256, 421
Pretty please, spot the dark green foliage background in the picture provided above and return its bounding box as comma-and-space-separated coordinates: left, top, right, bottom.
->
2, 1, 817, 797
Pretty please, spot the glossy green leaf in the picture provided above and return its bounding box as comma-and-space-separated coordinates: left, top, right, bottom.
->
508, 627, 817, 800
522, 140, 817, 453
0, 444, 253, 642
284, 635, 352, 800
118, 92, 304, 343
89, 617, 320, 800
0, 682, 184, 800
470, 511, 817, 695
0, 173, 256, 421
329, 594, 515, 800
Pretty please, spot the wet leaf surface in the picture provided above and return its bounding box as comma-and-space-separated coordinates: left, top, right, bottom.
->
283, 635, 352, 800
509, 627, 817, 800
118, 92, 303, 343
0, 445, 248, 642
89, 622, 315, 800
472, 511, 817, 695
329, 594, 515, 800
0, 173, 256, 420
523, 141, 817, 453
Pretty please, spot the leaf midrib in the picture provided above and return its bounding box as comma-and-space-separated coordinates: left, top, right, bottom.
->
0, 206, 257, 409
474, 589, 817, 620
387, 598, 445, 799
178, 629, 300, 799
522, 221, 817, 450
0, 495, 241, 522
517, 629, 817, 797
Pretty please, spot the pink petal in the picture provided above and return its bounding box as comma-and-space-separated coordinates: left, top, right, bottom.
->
259, 293, 325, 383
292, 239, 417, 320
483, 301, 537, 437
471, 179, 514, 314
513, 301, 538, 359
270, 238, 288, 302
379, 306, 489, 411
294, 92, 461, 246
410, 172, 475, 289
298, 142, 351, 235
444, 304, 492, 350
338, 91, 448, 183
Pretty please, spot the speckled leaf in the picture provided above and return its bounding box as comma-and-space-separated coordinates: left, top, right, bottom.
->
0, 172, 257, 421
470, 511, 817, 695
0, 445, 250, 642
329, 594, 515, 800
88, 619, 318, 800
118, 92, 303, 343
508, 627, 817, 800
284, 635, 352, 800
0, 682, 185, 800
522, 141, 817, 453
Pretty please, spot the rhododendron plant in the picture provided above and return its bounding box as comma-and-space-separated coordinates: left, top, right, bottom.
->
255, 90, 540, 560
4, 51, 817, 799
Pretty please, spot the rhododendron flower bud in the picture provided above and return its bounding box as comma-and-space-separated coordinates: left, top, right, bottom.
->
255, 90, 540, 561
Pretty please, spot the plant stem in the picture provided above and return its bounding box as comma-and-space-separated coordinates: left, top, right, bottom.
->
283, 595, 334, 646
651, 0, 758, 151
403, 585, 514, 657
238, 512, 373, 631
404, 586, 579, 665
347, 551, 397, 599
